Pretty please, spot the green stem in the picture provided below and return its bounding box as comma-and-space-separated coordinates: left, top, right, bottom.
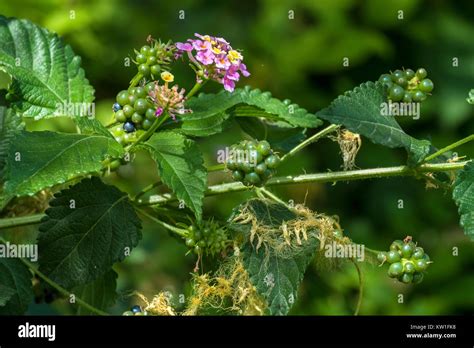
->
132, 180, 162, 201
140, 161, 469, 206
136, 207, 187, 237
1, 161, 468, 229
132, 164, 227, 202
0, 236, 108, 315
130, 72, 143, 87
364, 246, 383, 256
281, 124, 340, 162
424, 134, 474, 162
127, 113, 170, 152
259, 187, 290, 208
186, 81, 205, 99
351, 259, 363, 316
0, 214, 45, 230
207, 163, 226, 172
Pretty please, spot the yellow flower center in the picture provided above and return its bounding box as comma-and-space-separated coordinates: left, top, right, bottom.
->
212, 46, 222, 54
227, 50, 242, 63
161, 71, 174, 83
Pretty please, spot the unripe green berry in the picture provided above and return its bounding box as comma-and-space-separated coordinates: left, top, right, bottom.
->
416, 68, 427, 80
116, 91, 130, 106
244, 172, 261, 186
419, 78, 434, 93
390, 240, 403, 252
255, 162, 267, 175
134, 98, 148, 114
257, 140, 271, 156
412, 247, 424, 259
389, 85, 405, 102
401, 243, 415, 258
136, 53, 147, 64
404, 261, 416, 274
265, 155, 280, 169
138, 64, 150, 76
134, 87, 146, 98
115, 110, 127, 122
142, 119, 153, 130
386, 250, 401, 263
414, 259, 428, 272
147, 55, 157, 65
377, 252, 387, 264
150, 65, 161, 76
412, 272, 424, 284
388, 262, 403, 278
232, 170, 244, 181
404, 69, 415, 79
400, 273, 413, 284
123, 105, 134, 118
131, 113, 143, 124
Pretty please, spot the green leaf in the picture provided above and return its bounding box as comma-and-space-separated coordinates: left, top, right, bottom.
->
38, 177, 142, 288
0, 105, 24, 179
0, 258, 33, 314
0, 16, 94, 119
236, 116, 307, 153
316, 81, 431, 165
182, 86, 321, 136
230, 199, 318, 315
74, 116, 114, 138
136, 131, 207, 221
3, 130, 123, 200
452, 161, 474, 240
73, 269, 118, 315
0, 283, 15, 306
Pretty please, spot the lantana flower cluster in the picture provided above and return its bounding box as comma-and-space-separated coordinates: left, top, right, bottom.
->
148, 71, 191, 120
175, 33, 250, 92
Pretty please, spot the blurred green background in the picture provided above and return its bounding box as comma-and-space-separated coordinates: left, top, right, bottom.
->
1, 0, 473, 315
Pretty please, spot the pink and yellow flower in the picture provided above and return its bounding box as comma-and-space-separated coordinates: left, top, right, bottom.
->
175, 33, 250, 92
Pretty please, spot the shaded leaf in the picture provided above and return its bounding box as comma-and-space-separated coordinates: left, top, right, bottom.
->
452, 161, 474, 240
73, 269, 118, 315
0, 283, 15, 306
0, 258, 33, 314
38, 177, 142, 288
0, 106, 24, 178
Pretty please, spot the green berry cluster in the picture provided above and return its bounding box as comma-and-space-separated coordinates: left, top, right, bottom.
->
123, 305, 148, 316
226, 140, 280, 187
184, 220, 229, 256
377, 238, 431, 284
134, 40, 175, 78
378, 68, 434, 102
111, 83, 157, 145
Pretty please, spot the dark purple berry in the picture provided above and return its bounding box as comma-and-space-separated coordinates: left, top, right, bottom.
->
123, 121, 136, 133
112, 102, 121, 112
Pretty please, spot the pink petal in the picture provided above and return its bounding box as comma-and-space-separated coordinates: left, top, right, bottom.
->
240, 63, 250, 77
223, 78, 235, 92
155, 107, 164, 117
176, 42, 193, 52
